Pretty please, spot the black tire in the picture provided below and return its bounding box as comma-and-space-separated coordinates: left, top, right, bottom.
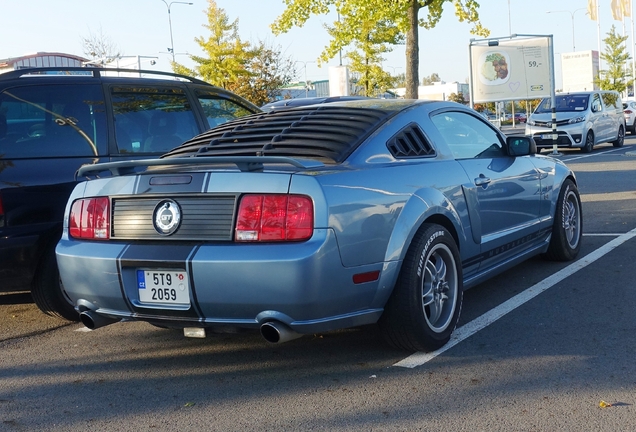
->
544, 179, 582, 261
379, 224, 463, 352
612, 126, 625, 147
31, 248, 79, 321
581, 131, 593, 153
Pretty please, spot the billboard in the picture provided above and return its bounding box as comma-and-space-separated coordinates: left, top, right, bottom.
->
561, 50, 599, 92
470, 36, 552, 103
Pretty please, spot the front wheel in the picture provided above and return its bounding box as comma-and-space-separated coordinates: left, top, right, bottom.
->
581, 131, 594, 153
379, 224, 463, 352
544, 179, 582, 261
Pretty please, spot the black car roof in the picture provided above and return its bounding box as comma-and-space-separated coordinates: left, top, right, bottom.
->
163, 99, 427, 163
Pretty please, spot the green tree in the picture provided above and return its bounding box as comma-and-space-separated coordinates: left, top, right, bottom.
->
344, 20, 400, 96
596, 25, 632, 94
422, 72, 441, 85
271, 0, 489, 99
173, 1, 296, 105
173, 0, 254, 89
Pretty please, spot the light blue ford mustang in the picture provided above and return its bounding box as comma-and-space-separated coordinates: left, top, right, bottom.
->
56, 100, 582, 352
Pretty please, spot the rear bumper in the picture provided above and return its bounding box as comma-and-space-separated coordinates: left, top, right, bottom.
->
56, 229, 397, 334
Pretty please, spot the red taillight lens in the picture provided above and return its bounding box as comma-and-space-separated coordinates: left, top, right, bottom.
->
235, 194, 313, 242
625, 110, 633, 114
69, 197, 110, 240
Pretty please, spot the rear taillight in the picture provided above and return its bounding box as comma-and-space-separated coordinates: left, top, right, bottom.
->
235, 194, 313, 242
69, 197, 110, 240
625, 110, 633, 114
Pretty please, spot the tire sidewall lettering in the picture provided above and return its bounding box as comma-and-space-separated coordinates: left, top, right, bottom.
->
417, 230, 444, 277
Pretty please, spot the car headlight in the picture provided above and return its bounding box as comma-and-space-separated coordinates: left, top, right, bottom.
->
527, 120, 536, 126
568, 116, 585, 124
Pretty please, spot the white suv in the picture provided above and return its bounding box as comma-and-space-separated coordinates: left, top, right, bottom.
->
525, 91, 625, 153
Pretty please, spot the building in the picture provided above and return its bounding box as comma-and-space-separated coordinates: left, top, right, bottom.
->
0, 52, 90, 74
393, 81, 470, 101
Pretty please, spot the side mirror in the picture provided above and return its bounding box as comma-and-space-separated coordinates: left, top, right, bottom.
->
506, 135, 537, 156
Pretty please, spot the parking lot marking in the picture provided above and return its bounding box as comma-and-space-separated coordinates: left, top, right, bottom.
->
394, 227, 636, 368
562, 147, 625, 162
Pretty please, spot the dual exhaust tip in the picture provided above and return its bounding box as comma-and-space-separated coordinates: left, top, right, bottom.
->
80, 310, 302, 344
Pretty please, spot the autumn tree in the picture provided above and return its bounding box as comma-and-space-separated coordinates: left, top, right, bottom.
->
271, 0, 489, 99
228, 41, 297, 106
173, 0, 296, 105
596, 25, 632, 94
447, 92, 466, 104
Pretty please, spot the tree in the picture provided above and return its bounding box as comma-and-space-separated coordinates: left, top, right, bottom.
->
344, 20, 400, 96
173, 1, 296, 106
81, 27, 122, 64
173, 1, 254, 89
447, 92, 466, 104
422, 72, 441, 85
228, 40, 297, 106
271, 0, 489, 99
596, 25, 632, 94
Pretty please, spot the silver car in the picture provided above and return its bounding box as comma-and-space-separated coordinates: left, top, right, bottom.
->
623, 100, 636, 134
56, 100, 582, 352
526, 91, 625, 152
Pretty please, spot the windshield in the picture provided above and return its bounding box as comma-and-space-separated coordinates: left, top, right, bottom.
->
535, 95, 589, 113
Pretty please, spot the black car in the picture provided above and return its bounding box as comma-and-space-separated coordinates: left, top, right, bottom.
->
0, 67, 260, 320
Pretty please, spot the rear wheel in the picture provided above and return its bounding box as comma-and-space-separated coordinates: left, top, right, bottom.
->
581, 131, 594, 153
31, 248, 79, 321
612, 126, 624, 147
544, 179, 582, 261
379, 224, 463, 352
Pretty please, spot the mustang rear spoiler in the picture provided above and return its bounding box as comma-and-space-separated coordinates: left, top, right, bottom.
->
76, 156, 325, 179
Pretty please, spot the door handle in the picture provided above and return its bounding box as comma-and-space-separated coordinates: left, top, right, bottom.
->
474, 174, 491, 187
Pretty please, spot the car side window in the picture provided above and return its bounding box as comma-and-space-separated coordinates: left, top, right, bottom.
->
430, 111, 506, 159
196, 91, 255, 128
111, 86, 199, 154
601, 92, 620, 111
591, 94, 602, 112
0, 84, 107, 158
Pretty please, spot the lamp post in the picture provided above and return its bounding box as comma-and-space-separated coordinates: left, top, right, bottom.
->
546, 8, 586, 52
160, 0, 193, 63
295, 61, 316, 97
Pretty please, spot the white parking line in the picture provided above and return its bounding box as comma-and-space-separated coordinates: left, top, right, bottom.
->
394, 227, 636, 368
561, 147, 625, 162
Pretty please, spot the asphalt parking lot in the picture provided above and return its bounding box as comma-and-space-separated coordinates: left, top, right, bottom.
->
1, 139, 635, 431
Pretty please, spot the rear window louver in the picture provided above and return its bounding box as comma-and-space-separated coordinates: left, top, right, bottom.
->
387, 124, 435, 158
163, 106, 393, 163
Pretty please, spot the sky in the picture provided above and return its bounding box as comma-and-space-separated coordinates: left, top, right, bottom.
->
1, 0, 633, 89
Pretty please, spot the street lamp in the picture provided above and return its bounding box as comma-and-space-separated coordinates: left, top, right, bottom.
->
546, 8, 586, 52
295, 61, 316, 97
160, 0, 193, 63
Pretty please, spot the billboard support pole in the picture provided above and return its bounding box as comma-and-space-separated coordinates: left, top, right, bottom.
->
548, 35, 560, 156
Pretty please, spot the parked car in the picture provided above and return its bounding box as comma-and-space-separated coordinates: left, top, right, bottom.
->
525, 91, 625, 152
514, 112, 527, 123
0, 67, 260, 320
56, 99, 582, 352
623, 100, 636, 134
260, 96, 370, 112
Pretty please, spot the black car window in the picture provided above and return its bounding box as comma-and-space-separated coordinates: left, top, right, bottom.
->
0, 84, 107, 158
431, 111, 505, 159
110, 86, 199, 154
195, 91, 254, 128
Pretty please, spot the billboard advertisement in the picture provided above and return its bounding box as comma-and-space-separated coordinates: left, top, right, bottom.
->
470, 36, 552, 103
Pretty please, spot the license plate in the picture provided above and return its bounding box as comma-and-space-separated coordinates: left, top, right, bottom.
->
137, 269, 190, 305
541, 134, 557, 140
